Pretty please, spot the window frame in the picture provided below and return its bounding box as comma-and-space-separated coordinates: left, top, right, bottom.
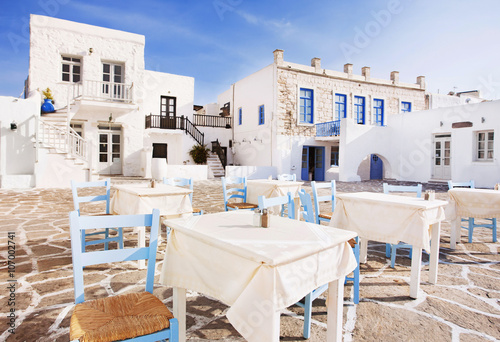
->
330, 145, 339, 167
334, 93, 347, 121
476, 130, 494, 161
373, 98, 384, 126
299, 88, 314, 124
61, 55, 82, 83
401, 101, 412, 113
258, 105, 265, 125
354, 95, 365, 124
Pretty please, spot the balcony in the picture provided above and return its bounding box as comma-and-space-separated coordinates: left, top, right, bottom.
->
145, 114, 204, 145
316, 120, 341, 138
71, 80, 134, 104
193, 114, 232, 128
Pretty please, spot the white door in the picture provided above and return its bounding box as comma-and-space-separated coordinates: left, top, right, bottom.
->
433, 134, 451, 180
98, 125, 122, 175
102, 62, 124, 99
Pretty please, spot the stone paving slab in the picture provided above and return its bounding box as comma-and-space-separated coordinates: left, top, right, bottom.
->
0, 179, 499, 341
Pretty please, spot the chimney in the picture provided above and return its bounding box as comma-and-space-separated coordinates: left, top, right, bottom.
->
344, 63, 353, 76
390, 71, 399, 85
417, 76, 425, 89
311, 57, 321, 72
273, 49, 284, 66
361, 66, 370, 81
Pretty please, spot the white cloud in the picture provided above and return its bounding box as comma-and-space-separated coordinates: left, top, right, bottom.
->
235, 9, 294, 35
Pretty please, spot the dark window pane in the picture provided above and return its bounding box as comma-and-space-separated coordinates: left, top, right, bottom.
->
62, 73, 70, 82
100, 144, 107, 153
62, 64, 70, 72
103, 64, 110, 73
100, 134, 108, 143
73, 74, 80, 83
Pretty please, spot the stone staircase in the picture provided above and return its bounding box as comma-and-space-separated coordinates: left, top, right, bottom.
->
207, 152, 225, 178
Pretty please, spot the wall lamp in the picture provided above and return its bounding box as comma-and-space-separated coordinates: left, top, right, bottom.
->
109, 113, 113, 122
10, 121, 17, 131
440, 121, 443, 127
481, 117, 485, 123
89, 48, 94, 55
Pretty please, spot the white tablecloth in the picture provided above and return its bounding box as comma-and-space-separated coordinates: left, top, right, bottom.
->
447, 188, 500, 219
331, 192, 447, 252
160, 211, 357, 342
110, 183, 193, 218
246, 179, 303, 204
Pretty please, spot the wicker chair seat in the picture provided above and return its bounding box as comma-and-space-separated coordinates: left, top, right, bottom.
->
70, 291, 173, 342
226, 202, 258, 210
318, 212, 333, 220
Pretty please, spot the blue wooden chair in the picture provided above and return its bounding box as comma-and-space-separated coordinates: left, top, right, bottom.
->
221, 176, 258, 211
448, 180, 497, 243
297, 189, 360, 339
257, 192, 295, 219
71, 179, 123, 252
383, 183, 422, 268
277, 173, 296, 181
69, 209, 179, 342
311, 180, 336, 224
163, 177, 203, 215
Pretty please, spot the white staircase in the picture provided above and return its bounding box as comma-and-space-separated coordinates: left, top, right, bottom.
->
207, 152, 225, 178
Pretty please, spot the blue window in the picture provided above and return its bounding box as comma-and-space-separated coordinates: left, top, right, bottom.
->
300, 88, 314, 124
354, 96, 365, 124
258, 105, 265, 125
238, 108, 242, 125
373, 99, 384, 126
330, 146, 339, 166
402, 101, 412, 113
335, 94, 347, 120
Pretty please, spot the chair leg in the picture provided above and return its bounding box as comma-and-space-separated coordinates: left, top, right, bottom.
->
390, 244, 397, 268
493, 218, 497, 243
385, 243, 391, 258
353, 242, 360, 304
104, 228, 109, 250
81, 230, 86, 252
303, 292, 313, 339
468, 218, 474, 243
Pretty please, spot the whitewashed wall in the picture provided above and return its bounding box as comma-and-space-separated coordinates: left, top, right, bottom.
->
0, 95, 39, 188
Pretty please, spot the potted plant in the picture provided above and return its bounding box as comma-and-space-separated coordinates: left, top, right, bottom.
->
41, 88, 55, 113
188, 144, 210, 164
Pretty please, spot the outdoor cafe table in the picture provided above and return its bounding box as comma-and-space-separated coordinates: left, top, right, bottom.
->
160, 211, 357, 342
246, 179, 304, 218
110, 182, 193, 266
331, 192, 448, 299
448, 188, 500, 249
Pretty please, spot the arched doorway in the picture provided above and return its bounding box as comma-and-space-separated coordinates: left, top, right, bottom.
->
356, 153, 391, 181
370, 154, 383, 179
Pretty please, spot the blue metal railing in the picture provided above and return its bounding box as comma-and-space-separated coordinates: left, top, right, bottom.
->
316, 120, 341, 137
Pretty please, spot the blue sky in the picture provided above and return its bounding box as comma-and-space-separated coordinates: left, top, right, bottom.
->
1, 0, 499, 104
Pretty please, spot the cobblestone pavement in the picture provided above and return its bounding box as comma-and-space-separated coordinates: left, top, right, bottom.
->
0, 179, 499, 341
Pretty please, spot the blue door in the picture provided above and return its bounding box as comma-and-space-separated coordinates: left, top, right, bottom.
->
370, 154, 383, 179
314, 147, 325, 181
301, 147, 309, 181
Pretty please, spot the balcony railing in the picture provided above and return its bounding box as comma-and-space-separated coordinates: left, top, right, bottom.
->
72, 80, 133, 103
316, 120, 341, 137
145, 114, 204, 146
193, 114, 232, 128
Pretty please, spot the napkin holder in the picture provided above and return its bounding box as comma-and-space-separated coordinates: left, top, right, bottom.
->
424, 190, 435, 201
150, 179, 156, 188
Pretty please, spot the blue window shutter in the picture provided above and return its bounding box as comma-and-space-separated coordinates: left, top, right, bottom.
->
354, 96, 365, 124
300, 88, 314, 124
259, 105, 265, 125
239, 108, 242, 125
402, 101, 411, 113
335, 94, 346, 120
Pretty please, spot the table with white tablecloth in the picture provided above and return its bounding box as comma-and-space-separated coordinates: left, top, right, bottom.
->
331, 192, 447, 298
161, 211, 357, 342
110, 182, 193, 267
447, 188, 500, 248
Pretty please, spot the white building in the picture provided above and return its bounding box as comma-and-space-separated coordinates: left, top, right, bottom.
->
1, 15, 225, 188
219, 49, 428, 181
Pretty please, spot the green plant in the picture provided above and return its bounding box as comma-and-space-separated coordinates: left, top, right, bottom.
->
189, 144, 210, 164
42, 88, 54, 102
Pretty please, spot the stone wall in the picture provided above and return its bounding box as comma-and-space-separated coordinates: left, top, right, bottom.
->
275, 66, 427, 137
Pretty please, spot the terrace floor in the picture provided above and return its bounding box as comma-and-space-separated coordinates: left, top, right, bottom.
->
0, 179, 499, 341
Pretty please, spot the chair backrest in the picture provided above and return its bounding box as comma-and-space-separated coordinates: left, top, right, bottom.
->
69, 209, 160, 304
277, 174, 296, 182
222, 176, 248, 204
71, 179, 111, 214
298, 189, 316, 223
311, 180, 336, 219
163, 177, 194, 202
448, 180, 475, 190
258, 192, 295, 219
383, 183, 422, 198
